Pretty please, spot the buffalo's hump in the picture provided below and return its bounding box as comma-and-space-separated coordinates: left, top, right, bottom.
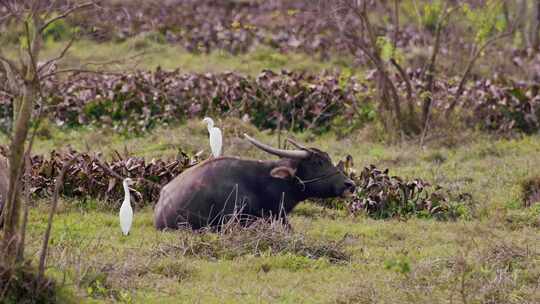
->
153, 157, 299, 230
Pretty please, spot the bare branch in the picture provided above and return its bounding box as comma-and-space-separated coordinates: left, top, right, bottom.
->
338, 0, 405, 133
82, 51, 148, 67
39, 52, 147, 80
38, 154, 77, 281
37, 35, 76, 74
392, 0, 399, 50
0, 13, 11, 23
420, 4, 454, 144
0, 53, 21, 78
39, 1, 95, 34
39, 68, 124, 81
446, 30, 514, 116
0, 1, 18, 20
1, 60, 21, 96
94, 157, 160, 188
421, 3, 454, 79
23, 19, 38, 78
390, 58, 412, 101
42, 0, 59, 22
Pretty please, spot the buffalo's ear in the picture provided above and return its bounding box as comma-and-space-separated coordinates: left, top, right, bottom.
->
270, 166, 296, 179
336, 160, 345, 171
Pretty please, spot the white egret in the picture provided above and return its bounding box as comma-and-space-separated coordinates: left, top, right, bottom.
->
202, 117, 223, 157
119, 178, 135, 236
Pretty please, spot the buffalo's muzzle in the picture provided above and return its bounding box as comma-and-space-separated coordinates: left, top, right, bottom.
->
341, 180, 356, 198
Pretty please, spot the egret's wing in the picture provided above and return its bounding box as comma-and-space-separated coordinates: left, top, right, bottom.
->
119, 198, 134, 235
211, 127, 223, 157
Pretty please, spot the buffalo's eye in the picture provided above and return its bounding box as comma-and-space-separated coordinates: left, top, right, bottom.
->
315, 158, 325, 166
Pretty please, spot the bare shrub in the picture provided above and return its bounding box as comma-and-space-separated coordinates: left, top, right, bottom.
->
405, 239, 540, 304
341, 163, 475, 220
0, 263, 56, 304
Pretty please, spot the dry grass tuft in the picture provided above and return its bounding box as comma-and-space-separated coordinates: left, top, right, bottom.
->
150, 258, 195, 282
155, 217, 350, 263
0, 262, 57, 304
403, 238, 540, 304
332, 282, 378, 304
520, 176, 540, 207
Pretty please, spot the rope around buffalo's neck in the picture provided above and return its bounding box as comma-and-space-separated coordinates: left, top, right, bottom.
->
294, 170, 341, 192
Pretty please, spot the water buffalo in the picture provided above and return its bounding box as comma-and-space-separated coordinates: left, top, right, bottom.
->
154, 134, 356, 230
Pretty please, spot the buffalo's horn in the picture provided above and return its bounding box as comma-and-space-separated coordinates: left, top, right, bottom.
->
244, 134, 310, 159
286, 138, 307, 150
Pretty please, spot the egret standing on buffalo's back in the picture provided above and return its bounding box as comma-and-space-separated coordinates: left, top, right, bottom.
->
203, 117, 222, 157
119, 178, 135, 236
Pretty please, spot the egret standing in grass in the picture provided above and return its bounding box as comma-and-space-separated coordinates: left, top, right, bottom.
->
120, 178, 135, 236
203, 117, 222, 157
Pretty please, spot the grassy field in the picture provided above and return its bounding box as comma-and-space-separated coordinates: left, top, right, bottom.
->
2, 23, 540, 304
6, 118, 539, 303
22, 37, 350, 76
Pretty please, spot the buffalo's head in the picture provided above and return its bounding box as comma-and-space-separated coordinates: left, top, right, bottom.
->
244, 134, 356, 198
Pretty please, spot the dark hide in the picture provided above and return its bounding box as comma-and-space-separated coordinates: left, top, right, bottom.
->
154, 147, 355, 230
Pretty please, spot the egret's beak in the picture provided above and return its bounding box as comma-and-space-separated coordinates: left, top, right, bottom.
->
129, 187, 143, 200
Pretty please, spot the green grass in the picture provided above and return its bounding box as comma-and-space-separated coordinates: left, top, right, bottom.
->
3, 120, 540, 303
22, 201, 540, 303
10, 36, 352, 76
2, 34, 540, 303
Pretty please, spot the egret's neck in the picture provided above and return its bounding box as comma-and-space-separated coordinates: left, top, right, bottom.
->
206, 121, 214, 130
122, 181, 130, 205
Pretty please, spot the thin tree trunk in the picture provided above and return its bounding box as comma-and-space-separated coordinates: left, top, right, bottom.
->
393, 0, 399, 51
446, 31, 513, 116
518, 0, 529, 48
39, 158, 75, 280
532, 0, 540, 51
422, 10, 445, 128
2, 81, 36, 262
16, 154, 31, 263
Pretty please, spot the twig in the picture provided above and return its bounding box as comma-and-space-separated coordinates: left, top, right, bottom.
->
392, 0, 399, 51
390, 58, 413, 101
446, 30, 514, 116
39, 2, 95, 34
94, 157, 160, 188
24, 19, 39, 78
390, 57, 417, 127
82, 51, 147, 67
306, 100, 335, 131
37, 35, 76, 74
39, 68, 124, 81
344, 1, 404, 131
420, 4, 453, 145
0, 52, 22, 80
0, 0, 18, 23
94, 158, 124, 180
38, 155, 77, 280
38, 51, 147, 80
